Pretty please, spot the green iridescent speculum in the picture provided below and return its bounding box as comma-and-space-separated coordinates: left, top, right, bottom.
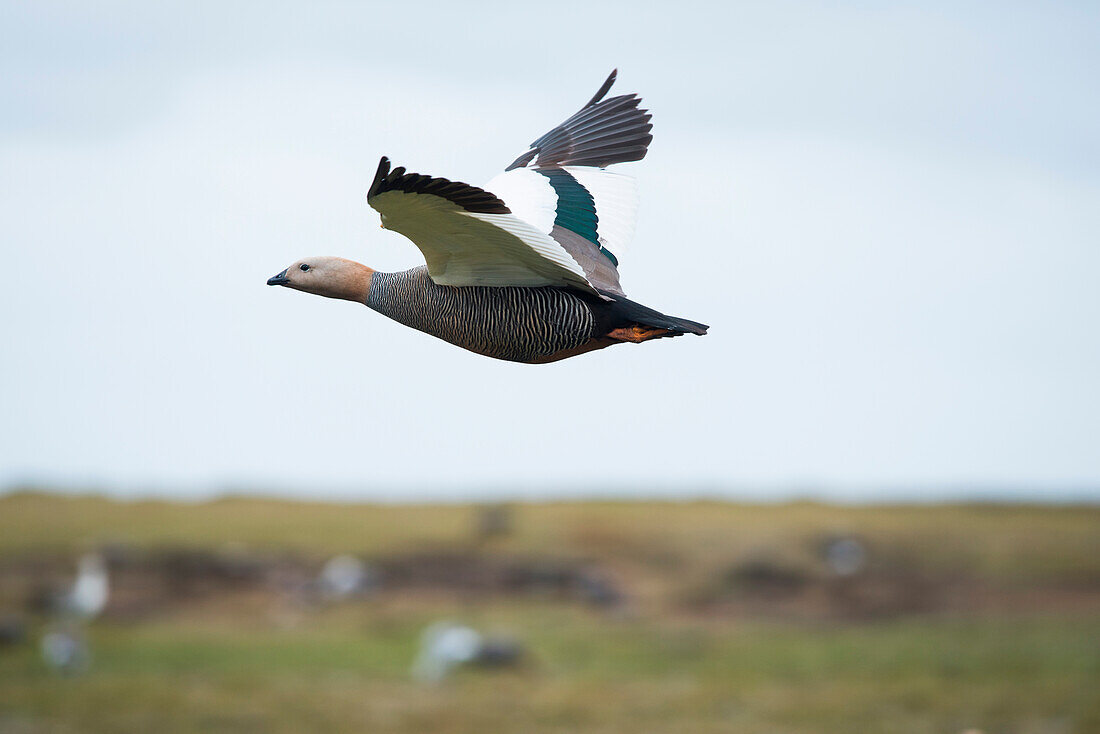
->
539, 168, 618, 266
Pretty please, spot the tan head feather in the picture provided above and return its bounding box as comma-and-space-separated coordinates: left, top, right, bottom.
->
267, 257, 375, 303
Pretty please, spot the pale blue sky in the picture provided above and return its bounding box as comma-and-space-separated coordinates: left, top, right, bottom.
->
2, 1, 1098, 501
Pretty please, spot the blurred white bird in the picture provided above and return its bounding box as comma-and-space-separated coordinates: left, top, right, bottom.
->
61, 553, 109, 620
412, 621, 525, 682
40, 627, 89, 674
318, 555, 375, 600
412, 622, 482, 683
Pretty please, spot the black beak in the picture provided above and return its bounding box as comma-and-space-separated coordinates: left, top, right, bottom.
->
267, 269, 289, 286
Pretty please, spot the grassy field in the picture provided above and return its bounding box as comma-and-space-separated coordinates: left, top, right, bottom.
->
0, 492, 1098, 733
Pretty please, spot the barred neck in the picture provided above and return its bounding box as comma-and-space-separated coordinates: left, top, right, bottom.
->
365, 267, 430, 313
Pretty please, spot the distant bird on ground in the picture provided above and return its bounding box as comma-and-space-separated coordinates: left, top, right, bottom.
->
268, 70, 708, 363
59, 553, 109, 621
412, 621, 524, 682
412, 622, 481, 682
821, 537, 867, 577
576, 568, 627, 610
40, 626, 89, 675
317, 555, 376, 601
474, 504, 513, 542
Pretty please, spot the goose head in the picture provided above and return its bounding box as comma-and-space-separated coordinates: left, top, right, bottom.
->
267, 256, 375, 303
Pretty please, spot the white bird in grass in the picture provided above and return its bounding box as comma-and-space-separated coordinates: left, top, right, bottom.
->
318, 555, 375, 600
412, 622, 483, 683
40, 627, 89, 675
60, 553, 109, 620
412, 621, 525, 682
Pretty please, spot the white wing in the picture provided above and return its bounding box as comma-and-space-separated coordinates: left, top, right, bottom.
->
366, 70, 652, 297
485, 69, 653, 296
485, 165, 639, 271
367, 157, 595, 293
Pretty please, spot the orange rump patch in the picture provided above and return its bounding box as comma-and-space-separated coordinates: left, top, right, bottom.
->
607, 325, 673, 343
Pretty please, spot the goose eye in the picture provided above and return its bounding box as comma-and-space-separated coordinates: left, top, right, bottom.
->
299, 264, 310, 272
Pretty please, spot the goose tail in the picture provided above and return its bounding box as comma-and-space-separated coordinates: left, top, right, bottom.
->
598, 291, 709, 341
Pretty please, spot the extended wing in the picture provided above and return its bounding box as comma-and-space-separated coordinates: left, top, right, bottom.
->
486, 69, 653, 296
367, 157, 597, 293
366, 71, 651, 297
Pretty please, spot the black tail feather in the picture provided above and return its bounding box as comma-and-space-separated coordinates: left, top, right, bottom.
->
595, 290, 709, 336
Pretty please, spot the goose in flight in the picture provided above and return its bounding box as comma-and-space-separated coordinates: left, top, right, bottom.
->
267, 70, 708, 363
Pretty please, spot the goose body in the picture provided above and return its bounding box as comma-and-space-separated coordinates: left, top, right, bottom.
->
368, 266, 704, 363
268, 70, 708, 363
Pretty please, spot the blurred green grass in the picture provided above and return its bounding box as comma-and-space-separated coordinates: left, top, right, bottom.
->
2, 610, 1097, 734
1, 492, 1098, 733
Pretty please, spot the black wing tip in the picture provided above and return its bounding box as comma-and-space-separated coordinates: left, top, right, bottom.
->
368, 156, 391, 198
368, 156, 510, 214
511, 69, 653, 171
504, 149, 537, 172
585, 69, 618, 107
